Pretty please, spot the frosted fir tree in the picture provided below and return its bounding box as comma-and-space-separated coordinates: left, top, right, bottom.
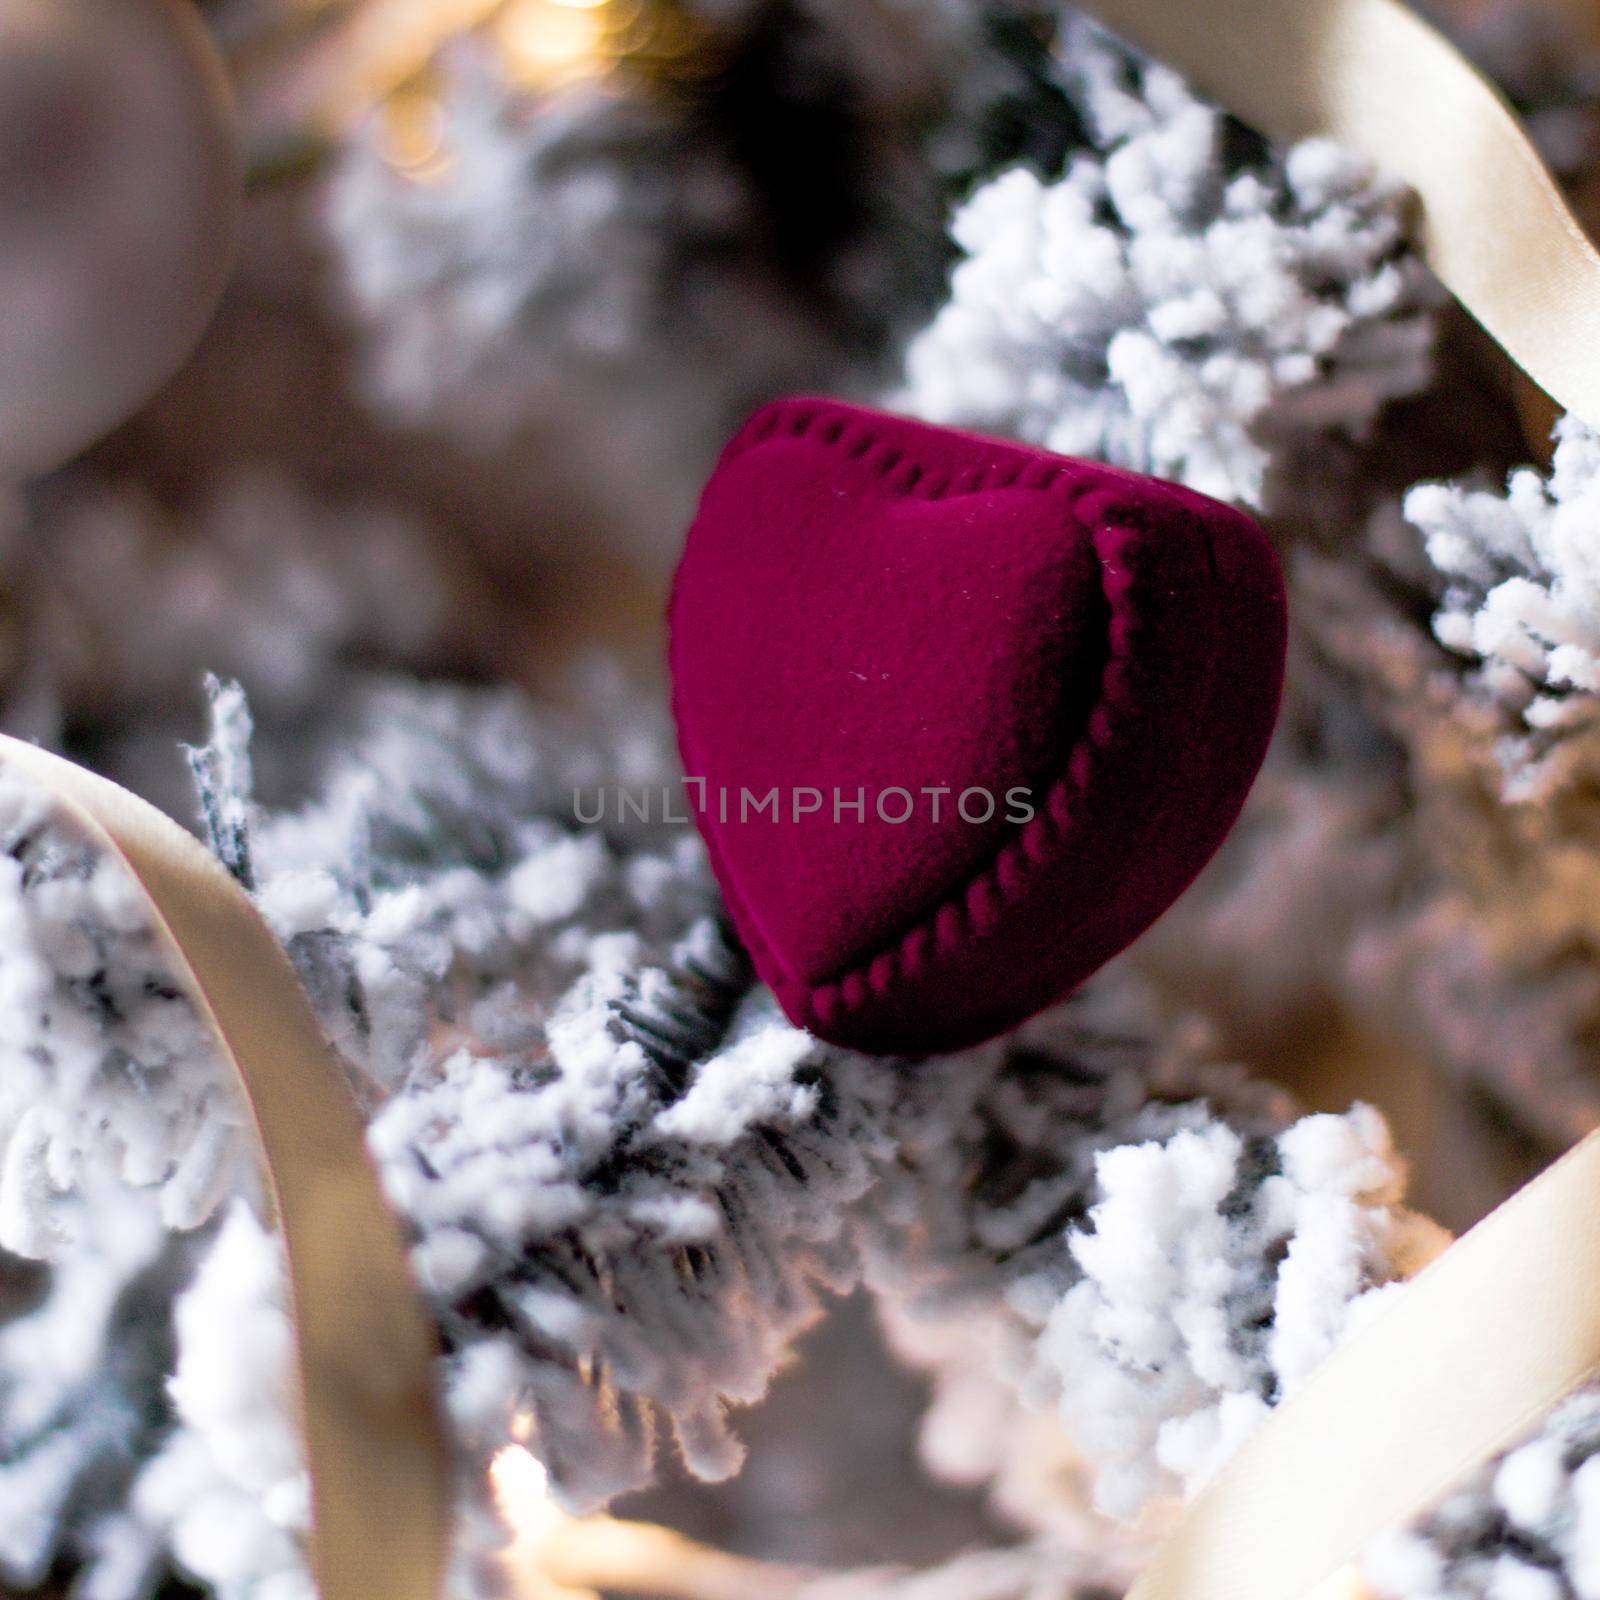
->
314, 2, 1116, 566
0, 672, 1530, 1600
0, 469, 452, 773
1208, 419, 1600, 1149
894, 15, 1435, 509
1, 4, 1599, 1599
322, 52, 821, 452
0, 1183, 189, 1596
317, 4, 1045, 549
1366, 1388, 1600, 1600
1410, 414, 1600, 802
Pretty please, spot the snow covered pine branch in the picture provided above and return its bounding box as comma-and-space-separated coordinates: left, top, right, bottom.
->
13, 672, 1578, 1600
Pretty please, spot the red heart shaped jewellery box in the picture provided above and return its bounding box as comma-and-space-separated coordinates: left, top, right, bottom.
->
669, 398, 1286, 1054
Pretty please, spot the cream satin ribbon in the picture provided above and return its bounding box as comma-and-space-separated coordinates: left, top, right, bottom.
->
1084, 0, 1600, 434
0, 737, 451, 1600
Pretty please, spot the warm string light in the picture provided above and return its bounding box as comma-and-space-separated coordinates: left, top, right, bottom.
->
320, 0, 508, 122
379, 84, 451, 181
494, 0, 611, 87
275, 0, 716, 184
490, 1441, 812, 1600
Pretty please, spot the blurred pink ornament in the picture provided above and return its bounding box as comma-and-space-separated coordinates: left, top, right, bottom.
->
0, 0, 240, 478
